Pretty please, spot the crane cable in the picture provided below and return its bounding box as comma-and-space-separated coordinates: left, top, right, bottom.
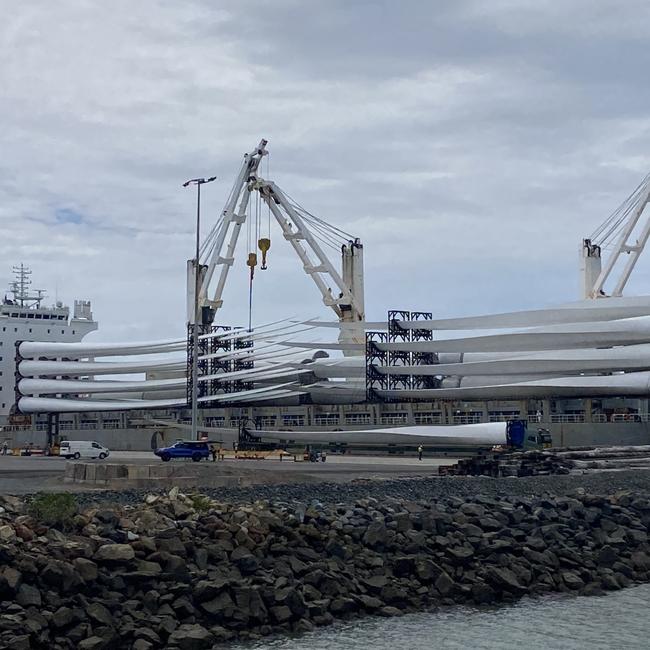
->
249, 157, 273, 330
258, 155, 271, 270
590, 173, 650, 248
246, 192, 257, 331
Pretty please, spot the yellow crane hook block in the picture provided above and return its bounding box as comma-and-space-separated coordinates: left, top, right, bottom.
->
247, 252, 258, 279
258, 238, 271, 270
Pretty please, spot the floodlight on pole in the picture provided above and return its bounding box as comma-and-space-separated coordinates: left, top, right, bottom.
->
183, 175, 217, 441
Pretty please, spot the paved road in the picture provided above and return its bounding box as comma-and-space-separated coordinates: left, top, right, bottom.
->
0, 452, 456, 494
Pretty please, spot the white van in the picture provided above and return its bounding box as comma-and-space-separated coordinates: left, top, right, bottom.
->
59, 440, 110, 460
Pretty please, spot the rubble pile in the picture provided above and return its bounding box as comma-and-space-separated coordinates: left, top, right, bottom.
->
441, 444, 650, 477
440, 450, 573, 477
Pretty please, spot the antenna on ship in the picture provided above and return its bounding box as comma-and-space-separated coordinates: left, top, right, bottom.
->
9, 264, 45, 308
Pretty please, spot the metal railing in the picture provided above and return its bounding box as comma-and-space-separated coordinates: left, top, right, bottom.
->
611, 413, 650, 422
380, 414, 409, 425
344, 414, 372, 425
550, 414, 585, 423
489, 414, 521, 422
452, 415, 482, 425
314, 416, 340, 426
414, 413, 443, 425
282, 417, 305, 427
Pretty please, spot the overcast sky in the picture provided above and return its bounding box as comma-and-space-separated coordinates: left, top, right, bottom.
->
2, 0, 650, 343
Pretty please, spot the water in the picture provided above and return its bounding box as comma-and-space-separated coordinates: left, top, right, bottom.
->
234, 584, 650, 650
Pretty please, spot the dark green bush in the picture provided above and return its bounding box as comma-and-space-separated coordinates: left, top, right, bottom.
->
27, 492, 78, 529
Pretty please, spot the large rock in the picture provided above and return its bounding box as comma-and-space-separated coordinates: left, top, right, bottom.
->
275, 586, 307, 618
5, 636, 30, 650
562, 572, 585, 590
0, 567, 21, 595
447, 546, 475, 563
361, 575, 388, 593
485, 566, 525, 593
16, 583, 42, 607
73, 558, 98, 582
414, 559, 442, 582
233, 585, 268, 623
460, 503, 485, 517
363, 521, 389, 547
330, 597, 357, 615
630, 551, 650, 571
435, 571, 455, 596
0, 525, 16, 542
135, 510, 176, 534
86, 602, 113, 626
133, 640, 153, 650
270, 605, 292, 623
78, 636, 108, 650
471, 581, 497, 604
51, 606, 75, 628
201, 591, 235, 618
194, 578, 230, 602
168, 623, 214, 650
94, 544, 135, 563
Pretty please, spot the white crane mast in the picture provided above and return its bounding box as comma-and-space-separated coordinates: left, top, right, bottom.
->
581, 173, 650, 299
188, 140, 365, 347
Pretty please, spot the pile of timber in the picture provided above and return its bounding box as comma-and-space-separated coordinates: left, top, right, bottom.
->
439, 450, 572, 478
553, 445, 650, 471
439, 444, 650, 478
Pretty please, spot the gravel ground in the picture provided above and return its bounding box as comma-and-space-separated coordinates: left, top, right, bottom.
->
43, 468, 650, 509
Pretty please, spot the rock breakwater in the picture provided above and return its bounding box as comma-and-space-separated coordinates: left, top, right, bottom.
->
0, 485, 649, 649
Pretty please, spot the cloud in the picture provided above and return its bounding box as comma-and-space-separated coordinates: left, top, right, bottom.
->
1, 1, 650, 344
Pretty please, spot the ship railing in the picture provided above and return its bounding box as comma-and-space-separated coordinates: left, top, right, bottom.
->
413, 414, 444, 425
452, 415, 482, 425
550, 414, 586, 423
380, 414, 409, 425
611, 413, 650, 423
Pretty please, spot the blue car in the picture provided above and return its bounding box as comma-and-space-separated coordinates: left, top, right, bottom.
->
154, 440, 210, 462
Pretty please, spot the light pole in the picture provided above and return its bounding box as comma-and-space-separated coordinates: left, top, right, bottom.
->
183, 176, 216, 441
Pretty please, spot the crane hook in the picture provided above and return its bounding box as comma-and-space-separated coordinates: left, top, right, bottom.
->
258, 238, 271, 270
247, 252, 257, 280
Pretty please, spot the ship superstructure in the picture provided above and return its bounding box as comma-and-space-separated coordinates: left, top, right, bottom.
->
0, 265, 97, 422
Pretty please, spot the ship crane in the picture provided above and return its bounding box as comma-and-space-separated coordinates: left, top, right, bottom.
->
187, 139, 365, 348
581, 172, 650, 299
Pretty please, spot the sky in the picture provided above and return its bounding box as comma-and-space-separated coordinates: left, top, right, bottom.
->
2, 0, 650, 344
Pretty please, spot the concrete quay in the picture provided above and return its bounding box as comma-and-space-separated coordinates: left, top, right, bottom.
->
0, 453, 453, 494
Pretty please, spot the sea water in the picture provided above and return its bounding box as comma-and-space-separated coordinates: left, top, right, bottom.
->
234, 583, 650, 650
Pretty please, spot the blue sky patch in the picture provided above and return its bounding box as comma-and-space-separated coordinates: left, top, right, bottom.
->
55, 208, 85, 225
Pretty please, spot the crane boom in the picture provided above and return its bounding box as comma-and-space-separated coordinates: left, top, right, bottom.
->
187, 140, 365, 347
581, 173, 650, 299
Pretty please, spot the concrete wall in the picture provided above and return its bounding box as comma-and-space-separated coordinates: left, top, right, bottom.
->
64, 460, 267, 488
7, 428, 173, 451
548, 422, 650, 447
5, 421, 650, 451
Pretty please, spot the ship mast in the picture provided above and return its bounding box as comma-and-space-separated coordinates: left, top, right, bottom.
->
9, 264, 45, 308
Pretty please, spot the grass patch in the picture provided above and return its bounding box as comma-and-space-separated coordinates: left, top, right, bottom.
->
189, 494, 213, 513
28, 492, 78, 530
